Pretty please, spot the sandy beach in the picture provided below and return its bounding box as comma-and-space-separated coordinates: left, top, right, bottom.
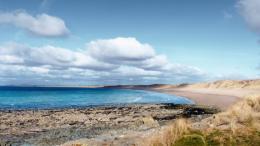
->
116, 80, 260, 110
151, 82, 260, 110
157, 89, 239, 110
151, 88, 253, 110
1, 80, 259, 145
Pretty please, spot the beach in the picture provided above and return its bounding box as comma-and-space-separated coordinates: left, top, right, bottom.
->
0, 103, 217, 146
152, 83, 260, 110
1, 80, 260, 145
117, 80, 260, 110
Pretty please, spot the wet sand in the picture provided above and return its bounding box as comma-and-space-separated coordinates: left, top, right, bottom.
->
113, 85, 247, 110
156, 89, 239, 110
153, 88, 260, 110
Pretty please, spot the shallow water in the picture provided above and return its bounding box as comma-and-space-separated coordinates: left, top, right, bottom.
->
0, 86, 193, 110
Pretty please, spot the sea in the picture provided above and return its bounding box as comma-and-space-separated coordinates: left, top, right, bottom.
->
0, 86, 193, 110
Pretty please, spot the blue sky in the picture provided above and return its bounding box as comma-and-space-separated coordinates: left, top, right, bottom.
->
0, 0, 259, 85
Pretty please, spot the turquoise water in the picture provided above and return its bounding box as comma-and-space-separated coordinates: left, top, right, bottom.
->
0, 87, 193, 110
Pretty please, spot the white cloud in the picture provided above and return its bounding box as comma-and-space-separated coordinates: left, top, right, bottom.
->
0, 43, 115, 70
0, 11, 69, 37
0, 55, 24, 64
114, 66, 162, 77
30, 66, 50, 74
140, 55, 169, 70
237, 0, 260, 33
237, 0, 260, 73
87, 37, 155, 62
0, 37, 205, 85
86, 37, 174, 72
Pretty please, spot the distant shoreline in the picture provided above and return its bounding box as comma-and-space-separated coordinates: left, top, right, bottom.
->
1, 79, 260, 110
1, 79, 260, 145
0, 102, 192, 111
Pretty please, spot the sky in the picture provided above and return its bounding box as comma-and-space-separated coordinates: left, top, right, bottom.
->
0, 0, 259, 85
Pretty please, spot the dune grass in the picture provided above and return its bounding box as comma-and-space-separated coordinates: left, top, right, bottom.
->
174, 134, 206, 146
143, 95, 260, 146
140, 119, 189, 146
172, 129, 260, 146
209, 94, 260, 131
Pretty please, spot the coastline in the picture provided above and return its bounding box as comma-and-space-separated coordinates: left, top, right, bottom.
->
151, 89, 240, 110
109, 83, 260, 110
149, 87, 260, 110
1, 80, 259, 145
0, 103, 218, 146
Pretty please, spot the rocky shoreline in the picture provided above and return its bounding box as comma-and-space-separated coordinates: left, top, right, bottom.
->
0, 103, 219, 146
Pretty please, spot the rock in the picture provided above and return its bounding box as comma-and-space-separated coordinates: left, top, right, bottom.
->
141, 117, 159, 128
0, 103, 216, 146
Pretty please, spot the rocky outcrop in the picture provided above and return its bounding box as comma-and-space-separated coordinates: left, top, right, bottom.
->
0, 104, 218, 146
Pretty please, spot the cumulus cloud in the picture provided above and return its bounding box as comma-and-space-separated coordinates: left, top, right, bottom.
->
113, 66, 162, 77
0, 55, 24, 64
0, 11, 69, 37
0, 37, 205, 85
0, 43, 115, 70
87, 37, 155, 62
87, 37, 174, 71
237, 0, 260, 34
139, 55, 169, 70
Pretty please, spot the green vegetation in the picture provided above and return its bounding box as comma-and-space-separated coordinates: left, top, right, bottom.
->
145, 96, 260, 146
173, 129, 260, 146
174, 134, 206, 146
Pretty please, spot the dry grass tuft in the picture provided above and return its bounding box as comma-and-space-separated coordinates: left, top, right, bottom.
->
140, 119, 189, 146
205, 95, 260, 133
143, 95, 260, 146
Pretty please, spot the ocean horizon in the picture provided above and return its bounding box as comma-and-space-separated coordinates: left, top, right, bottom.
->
0, 86, 193, 110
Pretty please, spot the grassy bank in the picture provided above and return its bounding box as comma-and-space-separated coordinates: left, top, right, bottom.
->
143, 95, 260, 146
173, 128, 259, 146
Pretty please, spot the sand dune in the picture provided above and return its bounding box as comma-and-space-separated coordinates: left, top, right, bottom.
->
171, 79, 260, 98
134, 79, 260, 110
147, 79, 260, 90
182, 79, 260, 89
